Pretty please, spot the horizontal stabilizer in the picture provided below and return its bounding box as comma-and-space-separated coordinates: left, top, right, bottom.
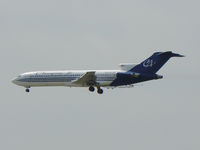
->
157, 51, 185, 57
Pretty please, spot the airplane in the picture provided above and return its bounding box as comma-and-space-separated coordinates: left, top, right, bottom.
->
12, 51, 184, 94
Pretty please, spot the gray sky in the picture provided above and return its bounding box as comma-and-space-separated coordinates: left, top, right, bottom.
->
0, 0, 200, 150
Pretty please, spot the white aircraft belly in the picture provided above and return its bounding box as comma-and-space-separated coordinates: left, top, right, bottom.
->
98, 81, 113, 86
16, 80, 113, 88
68, 81, 113, 87
24, 82, 66, 87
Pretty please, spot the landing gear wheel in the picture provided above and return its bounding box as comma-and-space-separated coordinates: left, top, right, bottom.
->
97, 88, 103, 94
25, 88, 30, 93
89, 86, 95, 92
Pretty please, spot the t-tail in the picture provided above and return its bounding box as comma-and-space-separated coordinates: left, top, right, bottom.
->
129, 51, 184, 74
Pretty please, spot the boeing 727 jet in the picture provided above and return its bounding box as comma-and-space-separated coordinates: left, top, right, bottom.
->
12, 51, 184, 94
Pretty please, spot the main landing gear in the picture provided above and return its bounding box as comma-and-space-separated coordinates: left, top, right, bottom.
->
89, 86, 95, 92
88, 86, 103, 94
97, 88, 103, 94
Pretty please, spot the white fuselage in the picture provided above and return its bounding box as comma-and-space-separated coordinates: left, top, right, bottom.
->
11, 51, 183, 94
12, 70, 121, 88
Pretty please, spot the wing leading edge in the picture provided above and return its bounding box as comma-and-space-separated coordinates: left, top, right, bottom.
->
72, 71, 96, 86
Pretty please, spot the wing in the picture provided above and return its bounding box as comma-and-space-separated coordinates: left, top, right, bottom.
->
72, 71, 96, 86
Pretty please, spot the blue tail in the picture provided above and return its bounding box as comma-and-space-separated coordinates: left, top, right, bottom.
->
129, 51, 184, 73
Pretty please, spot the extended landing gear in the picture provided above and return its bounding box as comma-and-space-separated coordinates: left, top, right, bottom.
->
89, 86, 95, 92
88, 86, 103, 94
97, 88, 103, 94
25, 88, 30, 93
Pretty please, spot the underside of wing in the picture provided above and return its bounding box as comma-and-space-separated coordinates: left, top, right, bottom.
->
72, 71, 96, 86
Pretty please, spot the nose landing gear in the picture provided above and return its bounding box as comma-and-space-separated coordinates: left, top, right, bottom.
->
25, 88, 30, 93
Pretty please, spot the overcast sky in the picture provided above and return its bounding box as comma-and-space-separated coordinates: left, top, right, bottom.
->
0, 0, 200, 150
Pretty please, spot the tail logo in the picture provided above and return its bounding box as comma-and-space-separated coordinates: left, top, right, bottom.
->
143, 59, 154, 67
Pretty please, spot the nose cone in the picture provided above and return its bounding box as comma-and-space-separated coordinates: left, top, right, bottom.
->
12, 76, 26, 87
12, 78, 18, 85
12, 77, 22, 86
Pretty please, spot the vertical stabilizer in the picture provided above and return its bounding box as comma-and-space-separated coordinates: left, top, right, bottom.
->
129, 51, 184, 73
